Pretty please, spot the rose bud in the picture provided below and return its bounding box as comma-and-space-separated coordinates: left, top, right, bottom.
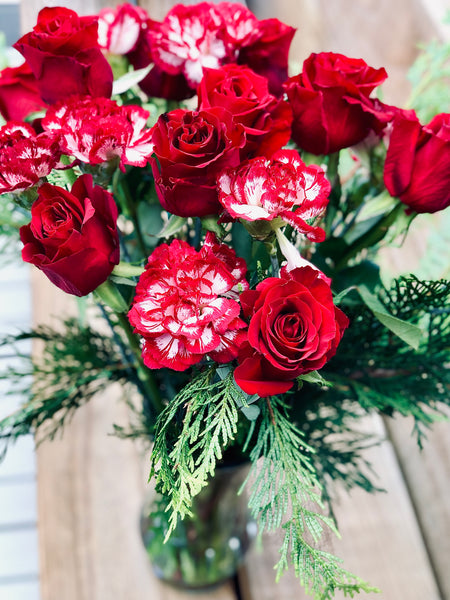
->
383, 111, 450, 214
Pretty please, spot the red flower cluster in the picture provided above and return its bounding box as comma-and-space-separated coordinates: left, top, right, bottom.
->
234, 267, 349, 397
0, 122, 60, 194
102, 1, 295, 100
42, 96, 154, 172
128, 233, 248, 371
20, 174, 120, 296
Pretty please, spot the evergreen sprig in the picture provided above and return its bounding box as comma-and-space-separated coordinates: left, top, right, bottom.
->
0, 318, 134, 458
246, 397, 379, 598
150, 367, 240, 535
326, 276, 450, 443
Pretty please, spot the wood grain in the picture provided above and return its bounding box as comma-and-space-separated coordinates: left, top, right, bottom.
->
239, 415, 444, 600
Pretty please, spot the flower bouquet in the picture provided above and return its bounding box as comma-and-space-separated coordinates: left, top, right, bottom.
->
0, 2, 449, 598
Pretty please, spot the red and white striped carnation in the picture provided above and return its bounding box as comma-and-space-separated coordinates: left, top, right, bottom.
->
217, 149, 330, 242
97, 3, 149, 55
128, 232, 249, 371
0, 122, 61, 194
42, 96, 153, 172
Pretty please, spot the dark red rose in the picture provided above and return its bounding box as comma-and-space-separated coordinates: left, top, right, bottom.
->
150, 107, 246, 217
20, 174, 120, 296
198, 64, 292, 159
0, 63, 45, 122
234, 266, 349, 397
383, 111, 450, 214
14, 7, 113, 105
237, 18, 296, 97
284, 52, 391, 155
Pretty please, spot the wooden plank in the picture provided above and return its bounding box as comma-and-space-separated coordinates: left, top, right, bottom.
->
239, 415, 443, 600
386, 414, 450, 600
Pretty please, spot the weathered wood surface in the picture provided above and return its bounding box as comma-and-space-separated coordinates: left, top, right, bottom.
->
17, 0, 449, 599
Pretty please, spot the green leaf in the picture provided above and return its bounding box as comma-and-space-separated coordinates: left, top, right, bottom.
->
112, 262, 145, 278
201, 216, 226, 239
94, 280, 128, 313
358, 285, 422, 349
112, 64, 153, 95
157, 214, 187, 239
298, 371, 331, 387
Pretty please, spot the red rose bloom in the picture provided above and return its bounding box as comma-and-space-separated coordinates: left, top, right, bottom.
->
234, 267, 349, 397
0, 63, 44, 122
14, 7, 113, 105
20, 174, 120, 296
150, 107, 245, 217
383, 111, 450, 214
198, 64, 292, 159
128, 232, 248, 371
237, 18, 296, 97
284, 52, 391, 155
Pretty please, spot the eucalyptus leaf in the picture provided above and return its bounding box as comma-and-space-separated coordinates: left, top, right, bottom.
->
358, 285, 422, 349
112, 64, 153, 96
298, 371, 332, 387
157, 215, 187, 239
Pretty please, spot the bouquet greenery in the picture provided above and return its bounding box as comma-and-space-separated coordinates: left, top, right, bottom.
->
0, 3, 449, 598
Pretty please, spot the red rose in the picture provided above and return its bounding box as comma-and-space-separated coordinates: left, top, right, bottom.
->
0, 63, 44, 122
150, 107, 245, 217
234, 267, 349, 397
198, 64, 292, 159
20, 174, 120, 296
284, 52, 390, 155
237, 18, 296, 97
14, 7, 113, 105
383, 111, 450, 214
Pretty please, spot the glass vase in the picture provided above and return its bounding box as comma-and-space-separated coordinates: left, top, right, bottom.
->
140, 463, 257, 589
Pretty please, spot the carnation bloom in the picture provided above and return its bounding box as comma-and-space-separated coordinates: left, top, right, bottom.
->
97, 3, 150, 55
128, 233, 249, 371
217, 149, 330, 242
42, 95, 153, 172
148, 3, 231, 88
0, 122, 60, 194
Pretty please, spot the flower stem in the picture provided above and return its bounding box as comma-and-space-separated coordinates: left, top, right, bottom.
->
116, 312, 165, 415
